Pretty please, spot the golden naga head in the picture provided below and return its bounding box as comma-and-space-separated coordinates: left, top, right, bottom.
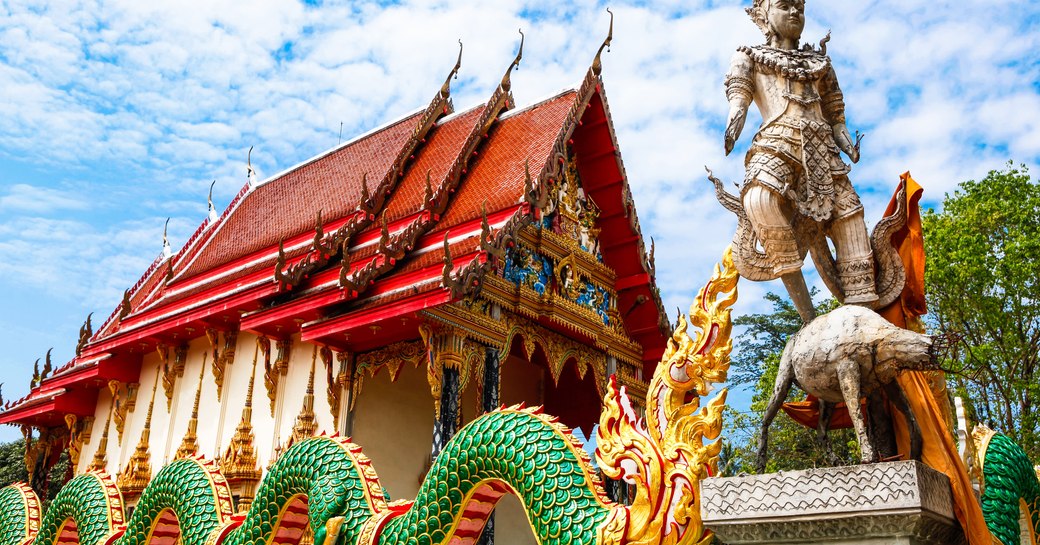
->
596, 247, 738, 545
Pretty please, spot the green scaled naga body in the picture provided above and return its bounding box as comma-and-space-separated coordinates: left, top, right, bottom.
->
977, 429, 1040, 545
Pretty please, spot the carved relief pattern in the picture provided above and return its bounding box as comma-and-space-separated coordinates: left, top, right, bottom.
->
500, 314, 608, 396
319, 346, 341, 432
352, 340, 427, 411
108, 380, 138, 443
502, 245, 552, 295
219, 330, 238, 400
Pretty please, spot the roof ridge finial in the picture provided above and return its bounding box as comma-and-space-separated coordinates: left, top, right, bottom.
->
208, 180, 218, 223
500, 29, 524, 93
592, 8, 614, 76
247, 146, 258, 189
441, 40, 464, 99
162, 218, 172, 258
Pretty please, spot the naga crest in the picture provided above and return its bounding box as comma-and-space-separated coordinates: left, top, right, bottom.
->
596, 247, 738, 545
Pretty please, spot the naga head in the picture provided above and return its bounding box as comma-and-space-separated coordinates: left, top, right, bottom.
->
596, 248, 738, 545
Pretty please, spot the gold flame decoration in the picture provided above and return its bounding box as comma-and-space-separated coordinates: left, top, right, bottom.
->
596, 246, 737, 545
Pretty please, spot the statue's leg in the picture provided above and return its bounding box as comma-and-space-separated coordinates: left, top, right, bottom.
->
831, 178, 878, 306
836, 355, 876, 463
743, 184, 802, 277
883, 380, 923, 461
816, 400, 841, 466
743, 183, 818, 321
757, 350, 796, 473
867, 390, 898, 461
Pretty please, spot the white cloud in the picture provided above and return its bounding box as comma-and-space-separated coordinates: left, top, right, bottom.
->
0, 184, 89, 213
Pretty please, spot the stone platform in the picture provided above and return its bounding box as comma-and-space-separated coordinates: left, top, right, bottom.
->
700, 461, 966, 545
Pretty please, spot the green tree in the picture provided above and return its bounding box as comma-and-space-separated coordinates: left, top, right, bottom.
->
727, 292, 856, 473
923, 163, 1040, 460
0, 440, 70, 506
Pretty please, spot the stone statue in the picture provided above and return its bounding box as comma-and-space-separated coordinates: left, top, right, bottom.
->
756, 305, 943, 472
708, 0, 906, 323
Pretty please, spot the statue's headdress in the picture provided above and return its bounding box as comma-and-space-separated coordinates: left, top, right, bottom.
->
746, 0, 771, 36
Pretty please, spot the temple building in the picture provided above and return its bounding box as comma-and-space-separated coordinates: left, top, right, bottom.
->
0, 37, 668, 545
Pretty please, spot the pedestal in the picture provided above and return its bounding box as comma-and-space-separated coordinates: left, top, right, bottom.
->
701, 461, 966, 545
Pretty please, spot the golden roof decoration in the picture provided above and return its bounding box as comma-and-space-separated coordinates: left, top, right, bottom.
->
88, 402, 114, 473
220, 342, 263, 512
117, 370, 159, 499
175, 354, 207, 460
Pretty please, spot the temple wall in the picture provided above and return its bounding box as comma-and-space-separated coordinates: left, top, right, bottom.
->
351, 359, 432, 501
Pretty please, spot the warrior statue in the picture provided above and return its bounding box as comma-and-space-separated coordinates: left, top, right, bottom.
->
709, 0, 906, 322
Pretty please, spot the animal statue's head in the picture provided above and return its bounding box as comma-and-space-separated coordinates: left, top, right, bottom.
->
875, 327, 940, 381
595, 248, 738, 545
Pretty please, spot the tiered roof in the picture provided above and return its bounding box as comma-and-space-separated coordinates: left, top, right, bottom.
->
1, 34, 669, 428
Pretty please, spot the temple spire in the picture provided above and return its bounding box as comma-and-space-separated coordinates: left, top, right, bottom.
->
290, 345, 319, 446
88, 401, 114, 472
118, 369, 159, 500
175, 354, 207, 459
220, 341, 262, 512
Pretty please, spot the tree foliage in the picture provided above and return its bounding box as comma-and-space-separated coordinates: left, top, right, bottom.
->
0, 439, 69, 505
923, 163, 1040, 460
726, 292, 856, 474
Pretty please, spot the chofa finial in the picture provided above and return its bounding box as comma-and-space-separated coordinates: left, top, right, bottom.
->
246, 146, 258, 189
441, 40, 464, 99
592, 8, 614, 76
161, 218, 172, 258
500, 29, 524, 92
207, 180, 218, 222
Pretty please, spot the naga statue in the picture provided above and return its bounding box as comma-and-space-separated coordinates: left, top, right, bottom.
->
707, 0, 906, 323
0, 249, 739, 545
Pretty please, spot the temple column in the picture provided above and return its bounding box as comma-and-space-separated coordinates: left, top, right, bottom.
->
477, 345, 500, 545
424, 325, 464, 460
431, 366, 460, 459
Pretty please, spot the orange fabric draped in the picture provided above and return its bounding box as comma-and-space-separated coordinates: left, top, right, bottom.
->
879, 173, 995, 545
781, 396, 856, 429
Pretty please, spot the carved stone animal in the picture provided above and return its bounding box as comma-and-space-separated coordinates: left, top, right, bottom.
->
757, 305, 941, 472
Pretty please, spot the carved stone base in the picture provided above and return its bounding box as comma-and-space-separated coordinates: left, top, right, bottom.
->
701, 461, 966, 545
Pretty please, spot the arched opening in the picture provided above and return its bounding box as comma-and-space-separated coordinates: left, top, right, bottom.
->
271, 494, 310, 545
542, 355, 602, 437
144, 509, 181, 545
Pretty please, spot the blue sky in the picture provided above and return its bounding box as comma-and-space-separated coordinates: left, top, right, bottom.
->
1, 0, 1038, 443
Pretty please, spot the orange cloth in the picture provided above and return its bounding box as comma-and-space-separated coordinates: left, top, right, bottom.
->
879, 173, 995, 545
781, 396, 857, 429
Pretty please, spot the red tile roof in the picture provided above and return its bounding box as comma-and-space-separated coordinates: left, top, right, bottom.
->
179, 111, 422, 280
439, 91, 576, 230
383, 106, 486, 222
